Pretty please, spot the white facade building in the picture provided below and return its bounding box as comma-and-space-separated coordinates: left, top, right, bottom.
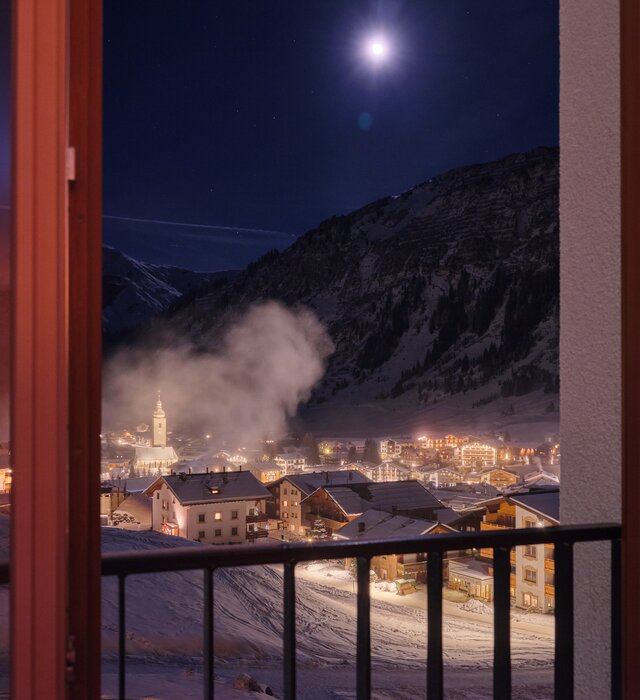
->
274, 452, 307, 475
458, 442, 497, 468
147, 471, 271, 544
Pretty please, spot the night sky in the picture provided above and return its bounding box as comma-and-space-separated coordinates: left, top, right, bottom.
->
104, 1, 559, 272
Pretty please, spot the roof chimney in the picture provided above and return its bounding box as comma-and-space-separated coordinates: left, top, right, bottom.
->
358, 522, 366, 533
206, 467, 209, 474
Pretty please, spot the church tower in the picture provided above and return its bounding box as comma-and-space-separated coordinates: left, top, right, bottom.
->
153, 391, 167, 447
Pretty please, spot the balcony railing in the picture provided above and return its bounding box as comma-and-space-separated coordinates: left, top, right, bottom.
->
0, 522, 622, 700
245, 512, 269, 523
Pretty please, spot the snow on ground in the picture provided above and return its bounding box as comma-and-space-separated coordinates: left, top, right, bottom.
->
0, 521, 554, 698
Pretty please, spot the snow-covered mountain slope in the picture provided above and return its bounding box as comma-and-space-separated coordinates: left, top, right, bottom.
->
102, 245, 236, 342
150, 148, 558, 440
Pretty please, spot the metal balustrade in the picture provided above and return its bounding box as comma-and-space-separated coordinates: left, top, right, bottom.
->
0, 523, 622, 700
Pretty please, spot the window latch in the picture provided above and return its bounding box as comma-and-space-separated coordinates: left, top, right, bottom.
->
66, 146, 76, 182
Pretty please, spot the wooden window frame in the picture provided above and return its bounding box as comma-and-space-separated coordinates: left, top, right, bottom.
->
11, 0, 102, 697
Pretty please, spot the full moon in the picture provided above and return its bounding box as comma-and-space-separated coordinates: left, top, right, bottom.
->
366, 35, 391, 63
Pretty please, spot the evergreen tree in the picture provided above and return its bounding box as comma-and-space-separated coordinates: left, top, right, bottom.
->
301, 433, 320, 465
363, 439, 381, 464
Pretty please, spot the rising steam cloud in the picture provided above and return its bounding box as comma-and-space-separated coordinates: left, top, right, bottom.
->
103, 301, 334, 445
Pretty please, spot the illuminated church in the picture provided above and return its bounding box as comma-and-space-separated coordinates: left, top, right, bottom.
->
133, 392, 178, 475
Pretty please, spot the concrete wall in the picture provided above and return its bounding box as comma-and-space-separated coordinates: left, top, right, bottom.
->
560, 1, 620, 698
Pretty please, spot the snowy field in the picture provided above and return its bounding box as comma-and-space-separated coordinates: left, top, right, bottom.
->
0, 520, 554, 698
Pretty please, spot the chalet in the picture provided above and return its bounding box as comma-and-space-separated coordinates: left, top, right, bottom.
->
477, 488, 560, 611
448, 559, 494, 601
145, 471, 272, 544
266, 470, 371, 536
427, 467, 464, 488
524, 469, 560, 488
479, 468, 521, 490
334, 508, 455, 582
302, 480, 449, 536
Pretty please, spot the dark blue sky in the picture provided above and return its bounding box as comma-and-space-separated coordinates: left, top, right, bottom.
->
104, 0, 558, 271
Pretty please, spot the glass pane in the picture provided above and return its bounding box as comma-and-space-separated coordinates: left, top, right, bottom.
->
103, 2, 559, 697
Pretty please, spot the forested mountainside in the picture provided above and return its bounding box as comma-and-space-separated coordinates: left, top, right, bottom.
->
123, 148, 559, 438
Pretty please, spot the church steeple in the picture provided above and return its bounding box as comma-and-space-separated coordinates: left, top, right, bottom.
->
153, 391, 167, 447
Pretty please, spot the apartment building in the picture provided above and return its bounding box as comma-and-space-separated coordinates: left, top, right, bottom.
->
146, 471, 271, 544
266, 470, 371, 536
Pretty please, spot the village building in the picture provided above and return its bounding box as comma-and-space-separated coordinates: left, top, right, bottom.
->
334, 509, 455, 583
246, 461, 282, 484
110, 493, 153, 530
351, 460, 413, 483
477, 488, 560, 611
479, 467, 520, 490
524, 468, 561, 488
448, 559, 494, 601
426, 467, 465, 488
457, 441, 497, 468
273, 451, 307, 475
302, 480, 450, 536
145, 471, 272, 544
266, 470, 371, 536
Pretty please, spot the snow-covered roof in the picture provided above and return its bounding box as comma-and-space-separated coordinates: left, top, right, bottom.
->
149, 471, 271, 505
134, 446, 178, 463
314, 480, 444, 517
248, 461, 280, 472
113, 493, 152, 527
105, 476, 159, 493
274, 470, 371, 496
509, 489, 560, 523
335, 509, 439, 540
448, 559, 493, 581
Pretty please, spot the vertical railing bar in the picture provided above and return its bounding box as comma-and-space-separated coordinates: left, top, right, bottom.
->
493, 546, 511, 700
554, 542, 574, 700
203, 567, 215, 700
283, 561, 297, 700
356, 556, 371, 700
427, 550, 444, 700
611, 538, 621, 700
118, 573, 126, 700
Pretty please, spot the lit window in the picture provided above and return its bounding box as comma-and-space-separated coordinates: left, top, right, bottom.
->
283, 500, 288, 507
214, 512, 222, 521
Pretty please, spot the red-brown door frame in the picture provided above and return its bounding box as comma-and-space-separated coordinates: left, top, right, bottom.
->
11, 0, 102, 697
67, 0, 103, 696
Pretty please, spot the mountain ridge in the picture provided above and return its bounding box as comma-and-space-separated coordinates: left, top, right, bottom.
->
114, 147, 559, 440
